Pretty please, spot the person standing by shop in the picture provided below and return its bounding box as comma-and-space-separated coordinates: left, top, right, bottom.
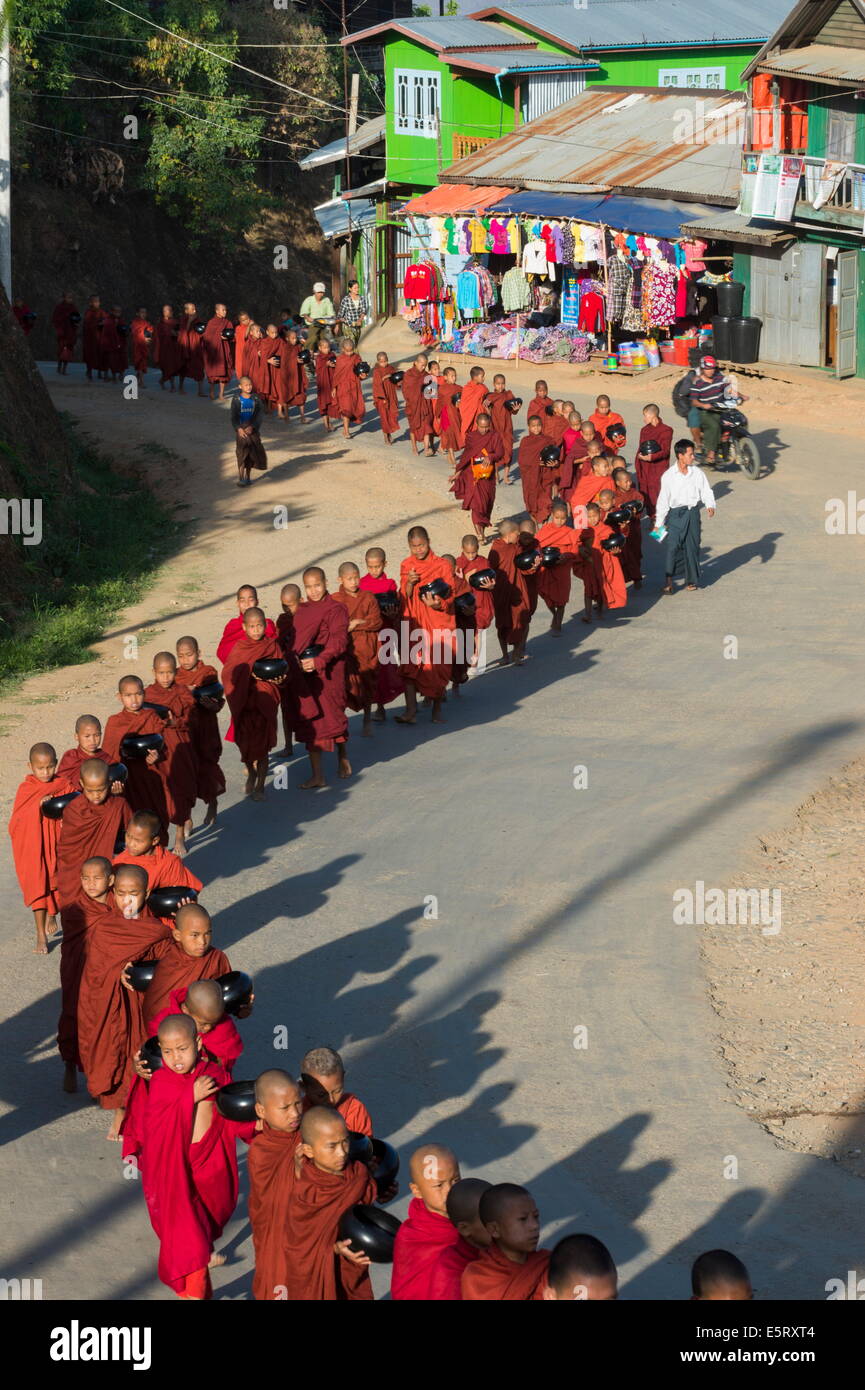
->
655, 441, 715, 594
335, 280, 369, 350
300, 281, 335, 354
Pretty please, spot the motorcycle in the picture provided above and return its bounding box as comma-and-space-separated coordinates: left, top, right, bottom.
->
716, 407, 760, 479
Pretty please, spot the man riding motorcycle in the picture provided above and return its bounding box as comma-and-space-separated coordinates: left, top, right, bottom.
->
672, 356, 748, 467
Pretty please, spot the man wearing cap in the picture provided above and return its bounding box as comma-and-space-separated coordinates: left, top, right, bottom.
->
683, 356, 729, 465
300, 282, 335, 353
655, 440, 715, 594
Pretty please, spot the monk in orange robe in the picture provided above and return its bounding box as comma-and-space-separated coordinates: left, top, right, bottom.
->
485, 374, 517, 483
569, 457, 615, 529
392, 1144, 464, 1300
526, 380, 550, 424
57, 856, 114, 1089
397, 526, 456, 725
331, 340, 365, 437
372, 351, 400, 442
461, 1184, 550, 1300
613, 465, 644, 586
248, 1070, 305, 1300
488, 520, 540, 664
56, 758, 131, 910
77, 863, 170, 1139
536, 498, 579, 632
585, 502, 627, 610
154, 304, 181, 390
144, 652, 198, 855
113, 810, 202, 899
281, 1107, 378, 1301
433, 366, 463, 468
300, 1045, 373, 1137
57, 715, 113, 782
142, 904, 232, 1027
332, 562, 381, 737
202, 304, 234, 400
589, 394, 625, 449
129, 308, 154, 387
8, 741, 68, 952
174, 636, 226, 825
103, 674, 170, 832
401, 353, 435, 455
222, 607, 284, 799
458, 365, 488, 438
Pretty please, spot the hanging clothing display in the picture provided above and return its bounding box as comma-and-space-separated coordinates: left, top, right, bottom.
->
501, 266, 531, 313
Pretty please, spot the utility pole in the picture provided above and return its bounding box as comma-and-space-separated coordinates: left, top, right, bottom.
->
0, 8, 12, 299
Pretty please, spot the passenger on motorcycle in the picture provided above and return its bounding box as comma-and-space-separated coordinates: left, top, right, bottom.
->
673, 356, 748, 466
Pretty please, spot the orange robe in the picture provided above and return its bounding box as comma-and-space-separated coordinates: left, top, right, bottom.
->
301, 1090, 373, 1138
56, 793, 132, 909
8, 773, 67, 913
56, 745, 111, 782
143, 681, 198, 829
589, 409, 625, 449
569, 472, 612, 526
398, 550, 457, 699
589, 521, 627, 609
103, 709, 171, 830
535, 520, 578, 610
461, 1244, 550, 1300
142, 939, 231, 1027
173, 660, 226, 804
458, 380, 488, 437
112, 845, 202, 895
331, 588, 381, 711
331, 352, 365, 422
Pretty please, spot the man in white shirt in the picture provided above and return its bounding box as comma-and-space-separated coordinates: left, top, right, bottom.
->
655, 440, 716, 593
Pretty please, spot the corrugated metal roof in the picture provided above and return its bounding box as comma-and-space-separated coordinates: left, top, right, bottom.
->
298, 115, 385, 171
344, 17, 538, 50
750, 42, 865, 83
313, 198, 377, 240
678, 209, 795, 245
442, 88, 746, 201
467, 1, 792, 48
742, 0, 865, 83
443, 47, 591, 69
400, 184, 517, 214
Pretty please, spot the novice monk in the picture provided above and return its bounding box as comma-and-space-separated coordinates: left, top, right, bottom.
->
57, 856, 114, 1091
114, 811, 202, 897
546, 400, 570, 449
612, 466, 644, 587
57, 715, 112, 781
401, 353, 435, 456
518, 414, 555, 526
432, 1178, 493, 1298
174, 636, 226, 826
314, 340, 336, 431
691, 1249, 753, 1301
451, 412, 503, 544
202, 303, 233, 400
458, 365, 488, 438
8, 742, 67, 952
287, 567, 351, 788
359, 545, 397, 597
461, 1183, 550, 1300
572, 518, 604, 624
536, 498, 579, 633
216, 584, 277, 665
397, 537, 456, 724
489, 520, 540, 665
542, 1233, 618, 1301
56, 758, 132, 910
275, 583, 302, 755
635, 402, 673, 522
569, 454, 615, 526
145, 652, 198, 855
137, 1014, 254, 1298
391, 1144, 463, 1300
589, 393, 625, 449
281, 328, 308, 423
282, 1106, 377, 1301
300, 1045, 373, 1136
434, 366, 464, 471
562, 407, 582, 457
455, 535, 495, 667
142, 903, 232, 1027
103, 676, 169, 828
78, 863, 170, 1139
331, 339, 365, 438
369, 587, 404, 722
526, 380, 550, 423
332, 562, 381, 738
248, 1070, 305, 1300
485, 373, 516, 485
372, 351, 400, 444
585, 501, 627, 611
222, 607, 284, 799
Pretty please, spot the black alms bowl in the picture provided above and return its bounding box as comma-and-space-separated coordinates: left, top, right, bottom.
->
389, 370, 404, 385
337, 1204, 401, 1263
540, 444, 560, 464
298, 645, 324, 663
454, 592, 477, 617
514, 549, 540, 571
605, 507, 630, 527
419, 577, 451, 600
127, 960, 158, 992
140, 1035, 163, 1072
540, 545, 561, 567
148, 885, 198, 918
252, 657, 288, 681
601, 533, 626, 553
218, 970, 254, 1016
120, 731, 165, 760
505, 397, 522, 413
41, 790, 81, 820
107, 761, 128, 785
141, 701, 170, 720
192, 681, 224, 704
216, 1080, 256, 1122
354, 361, 371, 377
348, 1130, 374, 1163
468, 567, 496, 590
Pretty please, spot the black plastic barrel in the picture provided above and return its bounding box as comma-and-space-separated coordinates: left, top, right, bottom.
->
730, 316, 762, 364
711, 314, 733, 360
715, 280, 745, 317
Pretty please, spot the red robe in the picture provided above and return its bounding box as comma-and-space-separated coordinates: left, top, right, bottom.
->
518, 433, 555, 521
8, 773, 67, 913
526, 395, 551, 425
431, 1235, 481, 1299
635, 421, 673, 519
402, 365, 434, 441
488, 539, 535, 641
454, 553, 495, 631
216, 615, 277, 666
103, 708, 170, 830
177, 314, 205, 382
202, 317, 233, 384
359, 582, 404, 708
248, 1126, 302, 1300
569, 472, 612, 526
262, 336, 284, 402
233, 321, 249, 380
300, 1090, 373, 1137
82, 308, 102, 370
589, 521, 628, 609
485, 389, 515, 467
614, 483, 644, 583
546, 414, 570, 448
560, 437, 590, 502
280, 341, 307, 408
242, 337, 269, 396
458, 380, 488, 437
391, 1198, 469, 1301
98, 312, 124, 374
372, 364, 399, 434
287, 596, 349, 750
535, 520, 578, 610
314, 351, 336, 419
222, 635, 283, 765
282, 1159, 377, 1301
332, 352, 365, 422
154, 318, 181, 381
433, 381, 464, 452
77, 900, 170, 1108
138, 1056, 253, 1294
129, 317, 154, 373
174, 660, 226, 804
143, 939, 232, 1028
52, 300, 78, 359
454, 429, 503, 529
461, 1245, 550, 1300
399, 550, 453, 625
331, 588, 381, 711
573, 530, 604, 607
56, 792, 132, 909
57, 888, 111, 1068
589, 409, 625, 448
143, 681, 198, 828
112, 845, 202, 895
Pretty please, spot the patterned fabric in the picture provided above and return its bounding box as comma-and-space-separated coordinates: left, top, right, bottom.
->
606, 255, 633, 323
337, 294, 368, 326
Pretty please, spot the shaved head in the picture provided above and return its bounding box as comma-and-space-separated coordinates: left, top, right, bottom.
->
29, 742, 57, 761
280, 583, 301, 601
237, 584, 258, 601
75, 715, 101, 733
301, 1046, 343, 1077
479, 1182, 531, 1227
692, 1249, 752, 1298
409, 1143, 457, 1184
184, 979, 224, 1022
407, 525, 429, 543
548, 1234, 617, 1296
242, 606, 265, 624
119, 675, 144, 693
176, 636, 199, 653
303, 566, 326, 584
129, 810, 161, 837
83, 855, 112, 875
300, 1105, 345, 1143
175, 902, 210, 932
255, 1068, 298, 1103
157, 1012, 197, 1044
113, 863, 148, 893
338, 562, 359, 577
81, 758, 109, 783
446, 1177, 491, 1226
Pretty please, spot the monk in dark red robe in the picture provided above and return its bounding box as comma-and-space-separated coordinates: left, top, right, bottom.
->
98, 309, 124, 378
216, 585, 277, 665
262, 326, 284, 413
144, 653, 198, 853
314, 343, 336, 429
458, 370, 488, 438
526, 383, 550, 424
518, 417, 556, 524
103, 676, 170, 832
331, 342, 365, 436
113, 808, 201, 898
461, 1183, 549, 1300
56, 759, 131, 909
233, 312, 251, 379
332, 564, 381, 735
142, 904, 231, 1027
452, 417, 503, 540
82, 297, 103, 379
282, 1107, 377, 1301
177, 303, 206, 394
287, 569, 350, 786
455, 541, 495, 639
299, 1044, 374, 1137
202, 305, 234, 399
8, 742, 67, 952
51, 293, 78, 372
154, 305, 181, 390
129, 309, 154, 385
613, 468, 644, 585
635, 406, 673, 521
489, 521, 539, 664
222, 607, 283, 798
57, 856, 115, 1086
401, 355, 435, 454
433, 369, 463, 466
247, 1070, 304, 1300
546, 404, 570, 449
536, 500, 579, 630
392, 1143, 463, 1300
280, 330, 308, 420
242, 326, 270, 397
174, 637, 226, 822
585, 503, 627, 610
485, 378, 516, 482
372, 354, 400, 441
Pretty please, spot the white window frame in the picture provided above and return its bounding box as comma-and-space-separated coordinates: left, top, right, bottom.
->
659, 66, 726, 90
394, 68, 440, 139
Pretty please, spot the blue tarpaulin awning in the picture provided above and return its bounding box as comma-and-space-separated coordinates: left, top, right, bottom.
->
485, 191, 726, 240
313, 197, 377, 241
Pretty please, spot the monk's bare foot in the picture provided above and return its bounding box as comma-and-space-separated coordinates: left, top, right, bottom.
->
106, 1111, 124, 1141
204, 801, 218, 827
362, 722, 373, 738
581, 614, 592, 624
338, 756, 352, 779
252, 789, 266, 801
431, 712, 445, 723
245, 770, 255, 796
63, 1063, 78, 1094
208, 1252, 226, 1268
394, 714, 416, 725
46, 915, 59, 937
184, 818, 194, 837
499, 655, 512, 666
299, 776, 327, 789
33, 938, 48, 955
173, 833, 187, 858
372, 709, 386, 723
